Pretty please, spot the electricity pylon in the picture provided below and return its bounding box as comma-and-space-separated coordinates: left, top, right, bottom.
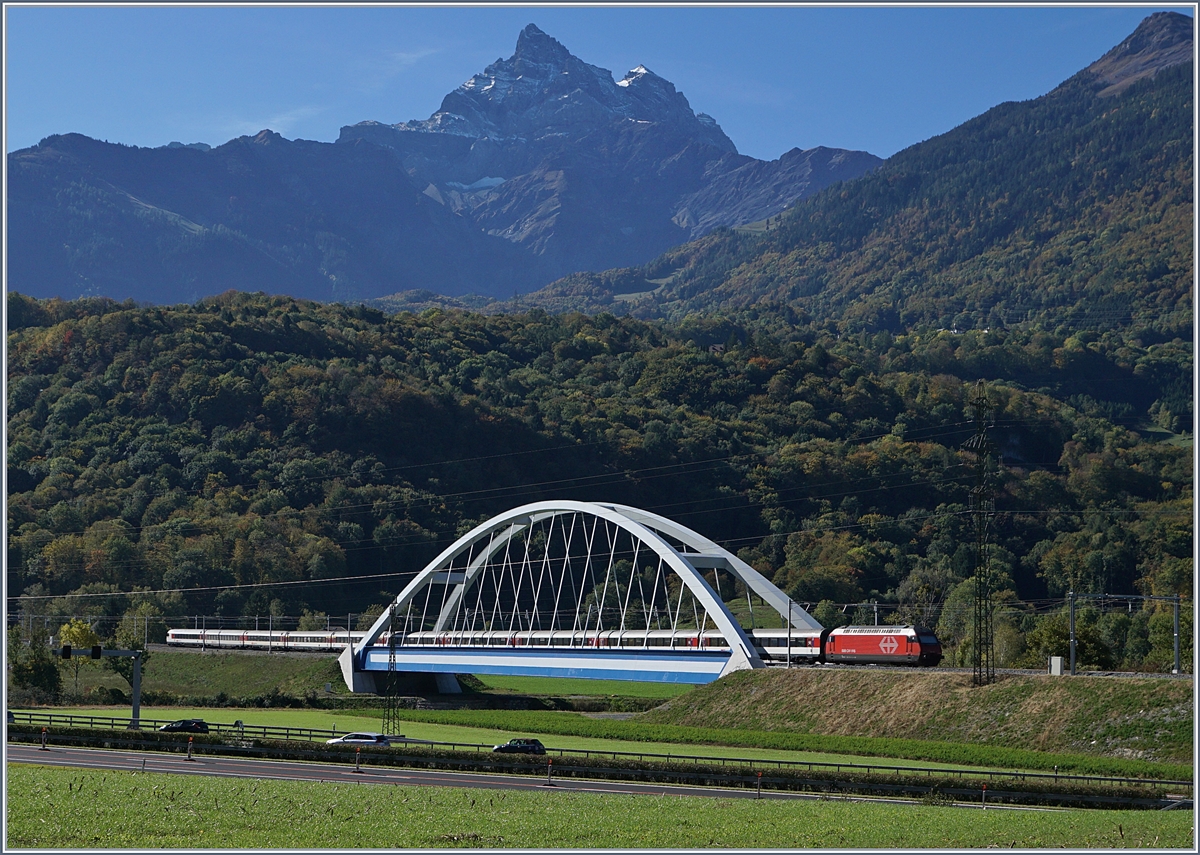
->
962, 381, 997, 686
382, 603, 403, 736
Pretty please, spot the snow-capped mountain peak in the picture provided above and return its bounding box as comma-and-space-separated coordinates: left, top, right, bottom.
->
374, 25, 736, 152
617, 65, 651, 86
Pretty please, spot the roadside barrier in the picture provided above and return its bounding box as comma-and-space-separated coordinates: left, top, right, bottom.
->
10, 710, 338, 743
6, 726, 1190, 811
6, 710, 1191, 794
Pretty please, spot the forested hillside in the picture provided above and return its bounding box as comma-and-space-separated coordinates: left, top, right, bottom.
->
505, 47, 1191, 339
7, 292, 1190, 676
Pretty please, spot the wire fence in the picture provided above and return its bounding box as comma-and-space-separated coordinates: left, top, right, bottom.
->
8, 711, 1190, 792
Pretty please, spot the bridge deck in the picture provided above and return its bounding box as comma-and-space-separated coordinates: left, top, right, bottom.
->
361, 646, 731, 684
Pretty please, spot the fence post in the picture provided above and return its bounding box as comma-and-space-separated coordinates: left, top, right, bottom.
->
546, 758, 554, 786
186, 736, 195, 761
756, 771, 763, 799
354, 746, 362, 773
39, 728, 48, 751
982, 783, 987, 809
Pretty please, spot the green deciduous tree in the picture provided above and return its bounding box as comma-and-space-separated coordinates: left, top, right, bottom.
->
57, 618, 101, 693
104, 603, 162, 691
1015, 611, 1115, 671
8, 622, 62, 699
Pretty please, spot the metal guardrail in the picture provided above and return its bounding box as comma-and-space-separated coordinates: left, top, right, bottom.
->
12, 728, 1188, 811
7, 711, 1191, 792
9, 711, 340, 743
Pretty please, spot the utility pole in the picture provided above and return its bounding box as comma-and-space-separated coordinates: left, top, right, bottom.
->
1069, 591, 1077, 675
962, 381, 997, 686
1173, 594, 1180, 675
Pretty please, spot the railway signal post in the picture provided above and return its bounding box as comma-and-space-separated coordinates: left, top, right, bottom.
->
60, 646, 143, 728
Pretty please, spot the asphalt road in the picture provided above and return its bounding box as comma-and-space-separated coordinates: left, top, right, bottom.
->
9, 744, 1057, 812
8, 743, 820, 800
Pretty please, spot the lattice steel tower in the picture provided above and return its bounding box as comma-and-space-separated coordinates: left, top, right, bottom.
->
962, 381, 997, 686
381, 603, 403, 737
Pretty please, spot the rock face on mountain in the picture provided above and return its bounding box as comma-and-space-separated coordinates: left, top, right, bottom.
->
1086, 10, 1194, 96
340, 24, 883, 284
502, 13, 1192, 334
7, 131, 534, 305
349, 26, 738, 157
7, 23, 880, 304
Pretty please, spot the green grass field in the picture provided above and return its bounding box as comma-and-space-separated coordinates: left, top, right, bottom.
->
63, 650, 691, 701
7, 764, 1192, 849
35, 705, 959, 772
372, 708, 1193, 780
87, 705, 1022, 773
473, 674, 692, 698
643, 668, 1195, 766
40, 704, 1186, 779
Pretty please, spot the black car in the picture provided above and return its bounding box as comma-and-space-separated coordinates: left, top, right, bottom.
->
492, 738, 546, 755
158, 719, 209, 734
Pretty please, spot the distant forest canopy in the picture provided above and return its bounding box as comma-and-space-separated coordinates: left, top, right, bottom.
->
6, 291, 1192, 673
494, 61, 1191, 338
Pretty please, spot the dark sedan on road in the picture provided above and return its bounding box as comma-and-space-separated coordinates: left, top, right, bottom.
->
492, 738, 546, 755
158, 719, 209, 734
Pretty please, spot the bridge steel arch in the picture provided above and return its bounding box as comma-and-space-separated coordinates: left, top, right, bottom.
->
339, 501, 820, 692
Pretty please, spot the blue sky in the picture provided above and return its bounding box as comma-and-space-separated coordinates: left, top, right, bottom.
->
4, 4, 1192, 161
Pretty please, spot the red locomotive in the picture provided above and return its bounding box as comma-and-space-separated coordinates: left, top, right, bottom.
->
823, 625, 943, 666
751, 624, 942, 666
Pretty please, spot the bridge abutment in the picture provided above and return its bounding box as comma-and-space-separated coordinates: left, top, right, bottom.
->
338, 646, 378, 694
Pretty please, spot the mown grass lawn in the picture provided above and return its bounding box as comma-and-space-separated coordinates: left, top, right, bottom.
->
473, 673, 693, 698
7, 764, 1192, 849
43, 705, 1042, 774
67, 650, 693, 701
63, 650, 347, 698
376, 708, 1193, 780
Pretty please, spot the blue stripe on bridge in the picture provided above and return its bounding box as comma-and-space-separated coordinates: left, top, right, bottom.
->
360, 646, 731, 684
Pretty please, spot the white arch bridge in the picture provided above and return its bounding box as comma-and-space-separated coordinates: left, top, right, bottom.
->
339, 501, 822, 693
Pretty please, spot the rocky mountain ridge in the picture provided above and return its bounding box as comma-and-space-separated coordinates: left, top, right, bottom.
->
1086, 10, 1193, 95
470, 11, 1192, 334
339, 24, 880, 274
7, 24, 880, 304
345, 25, 737, 156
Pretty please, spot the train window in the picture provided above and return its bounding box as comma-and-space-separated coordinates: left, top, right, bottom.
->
918, 635, 939, 644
